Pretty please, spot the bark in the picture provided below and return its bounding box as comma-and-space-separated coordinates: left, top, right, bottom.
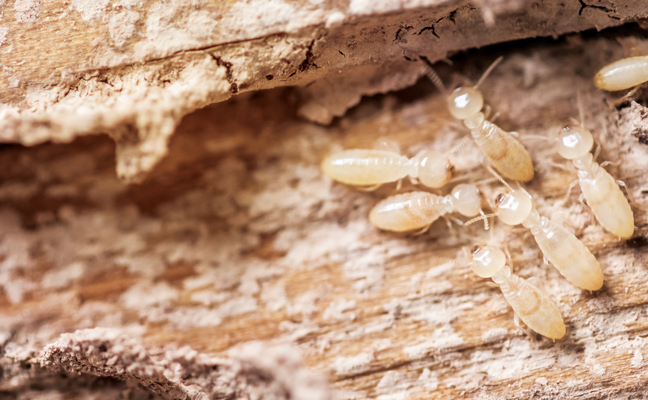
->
2, 1, 648, 400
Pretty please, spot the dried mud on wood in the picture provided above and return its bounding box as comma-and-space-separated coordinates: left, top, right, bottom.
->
2, 30, 648, 399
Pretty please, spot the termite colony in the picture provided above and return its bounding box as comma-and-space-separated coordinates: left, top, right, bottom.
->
321, 54, 642, 340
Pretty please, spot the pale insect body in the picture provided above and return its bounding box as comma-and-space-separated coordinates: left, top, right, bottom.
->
558, 125, 634, 239
321, 149, 453, 189
426, 57, 535, 182
369, 184, 480, 232
487, 188, 604, 291
594, 56, 648, 91
471, 245, 566, 339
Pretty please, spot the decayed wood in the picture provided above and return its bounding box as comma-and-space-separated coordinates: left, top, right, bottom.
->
2, 28, 648, 398
1, 0, 647, 181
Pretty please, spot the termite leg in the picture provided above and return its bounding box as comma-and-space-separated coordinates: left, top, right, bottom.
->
374, 138, 401, 153
592, 142, 601, 162
396, 178, 403, 191
611, 84, 644, 108
578, 193, 595, 216
600, 160, 621, 168
446, 215, 465, 227
442, 216, 457, 237
502, 243, 514, 271
562, 179, 580, 205
411, 223, 433, 237
483, 105, 492, 120
512, 313, 536, 338
510, 227, 531, 243
358, 184, 383, 192
549, 161, 573, 172
617, 179, 641, 208
526, 277, 546, 293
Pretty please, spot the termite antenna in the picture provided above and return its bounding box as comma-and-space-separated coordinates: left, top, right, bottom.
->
465, 212, 497, 227
485, 165, 513, 191
444, 136, 471, 157
479, 209, 490, 230
475, 56, 504, 89
522, 133, 553, 142
420, 55, 447, 94
448, 171, 481, 184
576, 91, 585, 126
474, 176, 497, 185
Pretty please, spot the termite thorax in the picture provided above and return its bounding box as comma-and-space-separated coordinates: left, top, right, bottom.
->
491, 266, 512, 284
572, 152, 593, 170
573, 153, 599, 179
439, 196, 456, 215
521, 208, 540, 229
464, 112, 485, 131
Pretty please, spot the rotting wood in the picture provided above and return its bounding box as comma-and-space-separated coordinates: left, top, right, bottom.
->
2, 29, 648, 398
1, 0, 647, 181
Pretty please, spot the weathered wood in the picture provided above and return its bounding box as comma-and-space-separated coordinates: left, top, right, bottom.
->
2, 27, 648, 399
1, 0, 646, 181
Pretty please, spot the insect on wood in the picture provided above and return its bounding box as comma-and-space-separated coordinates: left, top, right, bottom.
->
467, 172, 604, 291
471, 245, 566, 339
321, 148, 454, 189
594, 56, 648, 91
369, 184, 481, 232
423, 56, 535, 182
558, 124, 635, 239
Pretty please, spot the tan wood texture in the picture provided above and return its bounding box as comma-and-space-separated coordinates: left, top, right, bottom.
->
2, 1, 648, 399
1, 0, 646, 182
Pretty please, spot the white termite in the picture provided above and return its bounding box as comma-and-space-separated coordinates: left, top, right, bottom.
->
594, 56, 648, 92
467, 176, 604, 291
369, 184, 481, 232
321, 147, 454, 189
558, 124, 634, 239
471, 245, 566, 339
424, 56, 535, 182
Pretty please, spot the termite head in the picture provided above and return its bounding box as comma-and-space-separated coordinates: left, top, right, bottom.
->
450, 183, 481, 217
558, 125, 593, 160
412, 150, 453, 188
471, 245, 507, 278
494, 189, 533, 226
447, 86, 484, 120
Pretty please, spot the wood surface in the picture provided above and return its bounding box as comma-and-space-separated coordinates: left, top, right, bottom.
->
1, 0, 646, 182
2, 1, 648, 400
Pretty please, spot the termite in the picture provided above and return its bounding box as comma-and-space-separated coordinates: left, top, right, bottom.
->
558, 124, 634, 239
471, 245, 566, 339
321, 148, 453, 189
467, 172, 604, 291
594, 56, 648, 92
423, 56, 535, 182
369, 183, 481, 232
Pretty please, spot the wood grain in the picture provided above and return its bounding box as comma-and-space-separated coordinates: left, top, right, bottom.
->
2, 19, 648, 400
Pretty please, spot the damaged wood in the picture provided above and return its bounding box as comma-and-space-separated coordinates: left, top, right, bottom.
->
2, 1, 648, 399
1, 0, 647, 181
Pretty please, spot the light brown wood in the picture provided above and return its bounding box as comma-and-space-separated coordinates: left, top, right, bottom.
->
3, 1, 648, 400
1, 0, 646, 181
